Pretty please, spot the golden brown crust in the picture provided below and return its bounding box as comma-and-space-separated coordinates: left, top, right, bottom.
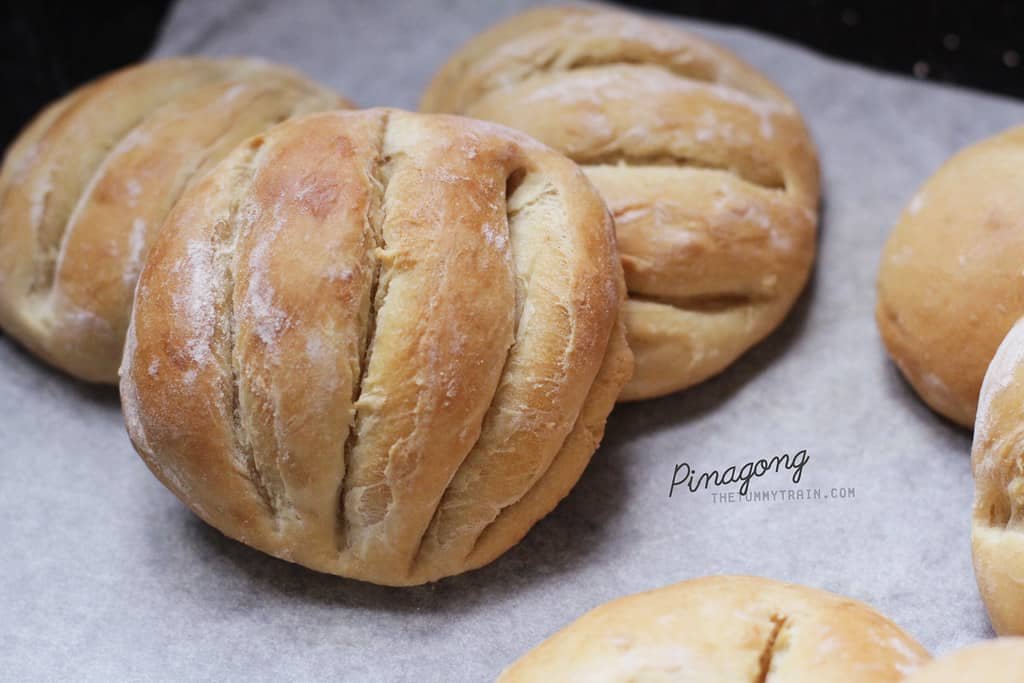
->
902, 639, 1024, 682
422, 5, 820, 400
121, 109, 632, 585
498, 575, 930, 682
0, 57, 349, 383
971, 318, 1024, 634
877, 126, 1024, 428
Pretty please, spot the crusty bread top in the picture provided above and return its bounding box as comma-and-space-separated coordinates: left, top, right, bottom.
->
120, 108, 632, 585
902, 639, 1024, 682
971, 316, 1024, 635
877, 125, 1024, 427
0, 57, 348, 382
423, 6, 820, 400
422, 6, 789, 122
498, 575, 929, 682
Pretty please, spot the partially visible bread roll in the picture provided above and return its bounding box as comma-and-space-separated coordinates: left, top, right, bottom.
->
120, 108, 632, 585
972, 317, 1024, 634
0, 57, 349, 383
498, 575, 929, 682
877, 126, 1024, 427
902, 639, 1024, 682
422, 6, 820, 401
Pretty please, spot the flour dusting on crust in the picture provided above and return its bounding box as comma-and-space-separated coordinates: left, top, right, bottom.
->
172, 238, 217, 370
241, 202, 290, 350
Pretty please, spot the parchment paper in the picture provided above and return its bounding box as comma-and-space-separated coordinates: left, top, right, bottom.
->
4, 0, 1024, 680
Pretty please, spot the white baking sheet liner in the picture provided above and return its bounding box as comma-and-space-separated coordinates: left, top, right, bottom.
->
3, 0, 1024, 679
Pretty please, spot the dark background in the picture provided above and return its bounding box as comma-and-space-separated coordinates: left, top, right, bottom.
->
1, 0, 1022, 148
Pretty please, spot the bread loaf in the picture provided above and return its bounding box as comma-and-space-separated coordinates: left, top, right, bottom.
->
0, 57, 349, 382
972, 317, 1024, 634
422, 6, 820, 400
120, 108, 632, 585
877, 126, 1024, 427
498, 575, 929, 682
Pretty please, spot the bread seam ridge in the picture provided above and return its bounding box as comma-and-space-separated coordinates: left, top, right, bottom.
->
336, 109, 392, 552
580, 156, 785, 192
483, 60, 791, 191
219, 138, 280, 520
629, 291, 764, 313
468, 309, 627, 563
407, 165, 527, 573
463, 174, 598, 559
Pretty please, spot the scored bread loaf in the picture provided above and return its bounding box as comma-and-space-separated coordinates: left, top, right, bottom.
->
877, 126, 1024, 427
901, 638, 1024, 682
972, 317, 1024, 634
422, 5, 820, 401
120, 108, 633, 585
0, 57, 349, 383
498, 575, 929, 682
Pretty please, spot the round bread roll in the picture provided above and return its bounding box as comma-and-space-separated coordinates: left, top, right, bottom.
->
0, 57, 349, 383
499, 575, 929, 682
422, 6, 820, 401
972, 317, 1024, 634
877, 126, 1024, 427
120, 108, 633, 585
902, 638, 1024, 683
